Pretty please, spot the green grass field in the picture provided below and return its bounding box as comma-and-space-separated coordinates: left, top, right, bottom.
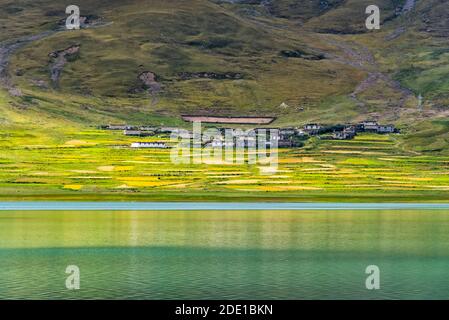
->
1, 125, 449, 202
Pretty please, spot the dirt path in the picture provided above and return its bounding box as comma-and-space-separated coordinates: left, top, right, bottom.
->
322, 35, 414, 118
320, 1, 418, 114
386, 0, 417, 40
402, 0, 416, 14
0, 30, 57, 93
0, 19, 112, 93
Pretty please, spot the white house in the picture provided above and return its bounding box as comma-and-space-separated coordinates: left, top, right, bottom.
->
377, 125, 395, 133
130, 142, 168, 149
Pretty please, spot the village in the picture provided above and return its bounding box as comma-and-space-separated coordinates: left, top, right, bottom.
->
100, 120, 399, 149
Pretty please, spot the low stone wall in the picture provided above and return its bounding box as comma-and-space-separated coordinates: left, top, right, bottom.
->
181, 115, 276, 125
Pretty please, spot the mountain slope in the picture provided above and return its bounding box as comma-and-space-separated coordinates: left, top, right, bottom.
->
0, 0, 448, 152
2, 0, 363, 123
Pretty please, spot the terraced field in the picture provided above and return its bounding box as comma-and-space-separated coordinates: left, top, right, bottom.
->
1, 128, 448, 201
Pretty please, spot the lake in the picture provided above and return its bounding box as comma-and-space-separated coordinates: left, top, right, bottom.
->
0, 207, 448, 299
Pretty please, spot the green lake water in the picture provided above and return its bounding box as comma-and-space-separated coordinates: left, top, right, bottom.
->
0, 210, 448, 299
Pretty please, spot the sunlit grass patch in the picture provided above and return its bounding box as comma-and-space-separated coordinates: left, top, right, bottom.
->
63, 184, 83, 190
255, 186, 324, 191
215, 179, 261, 185
0, 126, 448, 201
339, 158, 386, 166
97, 166, 115, 172
64, 140, 97, 146
117, 180, 174, 187
278, 157, 322, 163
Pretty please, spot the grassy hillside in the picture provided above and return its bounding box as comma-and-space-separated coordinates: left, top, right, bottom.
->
3, 1, 443, 123
2, 0, 367, 124
2, 0, 446, 128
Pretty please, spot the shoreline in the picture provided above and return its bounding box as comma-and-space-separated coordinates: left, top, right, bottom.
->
2, 201, 449, 211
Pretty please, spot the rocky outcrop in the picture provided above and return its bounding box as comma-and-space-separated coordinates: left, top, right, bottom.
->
49, 44, 80, 85
138, 71, 162, 94
49, 44, 80, 59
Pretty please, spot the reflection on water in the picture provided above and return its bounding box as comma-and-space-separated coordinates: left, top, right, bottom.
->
0, 210, 449, 299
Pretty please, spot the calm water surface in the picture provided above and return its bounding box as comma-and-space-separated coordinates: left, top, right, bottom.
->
0, 209, 448, 299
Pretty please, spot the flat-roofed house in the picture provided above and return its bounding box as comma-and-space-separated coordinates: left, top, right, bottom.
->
331, 125, 356, 140
344, 125, 356, 136
304, 124, 322, 135
157, 127, 179, 134
124, 130, 153, 137
361, 121, 379, 132
124, 130, 142, 136
107, 124, 130, 130
206, 140, 236, 148
332, 129, 356, 140
130, 142, 168, 149
279, 127, 296, 140
139, 126, 158, 131
377, 125, 396, 134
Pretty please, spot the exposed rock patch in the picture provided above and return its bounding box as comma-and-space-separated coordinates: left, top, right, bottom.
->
418, 1, 449, 37
0, 13, 110, 99
186, 38, 236, 50
385, 26, 406, 41
57, 15, 105, 29
178, 72, 244, 80
138, 71, 162, 94
280, 49, 325, 60
30, 79, 49, 90
49, 44, 80, 86
8, 87, 23, 97
401, 0, 416, 14
0, 31, 56, 96
49, 44, 80, 59
385, 0, 417, 40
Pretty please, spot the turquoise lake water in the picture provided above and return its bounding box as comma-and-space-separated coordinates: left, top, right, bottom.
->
0, 207, 448, 299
